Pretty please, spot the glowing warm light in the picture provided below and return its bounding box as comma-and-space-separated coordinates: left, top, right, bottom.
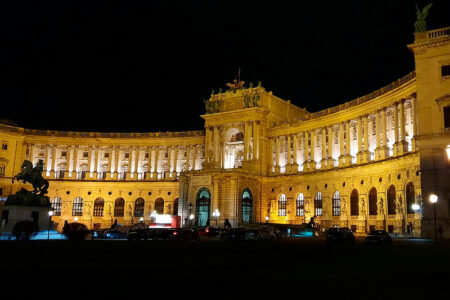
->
429, 194, 438, 204
212, 209, 220, 218
412, 203, 420, 211
189, 214, 194, 220
74, 217, 78, 221
265, 216, 269, 221
48, 211, 54, 216
154, 214, 173, 224
139, 217, 144, 222
446, 145, 450, 160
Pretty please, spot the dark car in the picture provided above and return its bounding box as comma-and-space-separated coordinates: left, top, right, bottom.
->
103, 229, 128, 239
365, 230, 392, 244
326, 227, 355, 244
127, 228, 153, 241
169, 228, 200, 242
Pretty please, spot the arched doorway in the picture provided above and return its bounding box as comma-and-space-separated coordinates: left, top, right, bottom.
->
387, 185, 396, 215
154, 198, 164, 214
369, 188, 377, 216
196, 187, 211, 226
350, 189, 359, 216
242, 188, 253, 223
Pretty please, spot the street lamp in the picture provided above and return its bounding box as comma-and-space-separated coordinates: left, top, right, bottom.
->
212, 209, 220, 227
47, 210, 54, 240
429, 194, 438, 244
265, 216, 269, 223
446, 145, 450, 161
74, 217, 78, 222
189, 214, 194, 228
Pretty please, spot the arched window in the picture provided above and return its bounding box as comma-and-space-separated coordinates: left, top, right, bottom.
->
387, 185, 396, 215
93, 198, 104, 217
296, 193, 304, 217
196, 188, 210, 226
242, 188, 253, 223
314, 192, 322, 216
278, 194, 287, 216
369, 188, 377, 215
134, 198, 145, 217
154, 198, 164, 214
72, 197, 83, 216
51, 196, 62, 216
406, 182, 415, 214
350, 189, 359, 216
173, 198, 179, 216
114, 198, 125, 217
332, 191, 341, 216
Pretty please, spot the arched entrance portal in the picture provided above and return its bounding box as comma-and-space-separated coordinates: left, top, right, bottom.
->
242, 188, 253, 223
196, 187, 211, 226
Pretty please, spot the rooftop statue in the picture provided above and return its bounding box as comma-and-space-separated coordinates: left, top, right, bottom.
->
414, 3, 433, 33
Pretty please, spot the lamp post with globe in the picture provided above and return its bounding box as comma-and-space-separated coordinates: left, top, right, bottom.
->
429, 194, 438, 244
47, 210, 54, 240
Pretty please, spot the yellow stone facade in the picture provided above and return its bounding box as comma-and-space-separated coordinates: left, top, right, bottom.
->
1, 27, 449, 238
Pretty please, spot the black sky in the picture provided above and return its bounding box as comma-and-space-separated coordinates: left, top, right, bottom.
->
1, 0, 449, 133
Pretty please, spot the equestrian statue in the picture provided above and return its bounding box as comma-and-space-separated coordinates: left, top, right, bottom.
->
12, 159, 49, 195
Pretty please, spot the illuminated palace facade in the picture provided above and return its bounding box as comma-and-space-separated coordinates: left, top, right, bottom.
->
1, 27, 450, 238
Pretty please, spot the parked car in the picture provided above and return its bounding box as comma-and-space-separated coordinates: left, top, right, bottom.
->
326, 227, 355, 244
169, 228, 200, 242
257, 226, 278, 240
127, 228, 153, 241
364, 230, 392, 244
103, 229, 128, 239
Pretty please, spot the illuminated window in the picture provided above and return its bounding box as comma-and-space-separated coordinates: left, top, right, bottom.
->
444, 106, 450, 128
387, 185, 396, 215
278, 194, 287, 216
51, 196, 62, 216
369, 188, 377, 215
72, 197, 83, 216
296, 193, 304, 217
114, 198, 125, 217
0, 165, 5, 176
314, 192, 322, 216
350, 189, 359, 216
332, 191, 341, 216
155, 197, 165, 214
93, 198, 104, 217
134, 198, 145, 217
242, 189, 253, 223
406, 182, 415, 214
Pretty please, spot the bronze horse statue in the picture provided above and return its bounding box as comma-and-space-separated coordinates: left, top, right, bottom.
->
12, 159, 49, 195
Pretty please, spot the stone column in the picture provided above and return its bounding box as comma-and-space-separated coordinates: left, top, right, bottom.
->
310, 130, 316, 171
115, 147, 121, 179
393, 104, 399, 156
286, 134, 292, 173
105, 146, 111, 179
380, 109, 389, 159
303, 132, 308, 171
254, 121, 260, 160
87, 146, 93, 178
213, 126, 220, 166
145, 146, 152, 180
344, 121, 353, 165
155, 146, 160, 178
397, 100, 408, 155
275, 137, 281, 173
73, 146, 79, 179
65, 145, 72, 179
339, 123, 345, 166
173, 146, 179, 177
269, 137, 275, 174
375, 110, 381, 160
411, 97, 417, 151
356, 117, 363, 164
166, 146, 172, 178
321, 128, 327, 169
327, 126, 334, 168
133, 147, 139, 179
362, 115, 371, 162
44, 145, 50, 176
126, 147, 132, 180
186, 145, 191, 172
292, 133, 298, 172
93, 146, 100, 179
51, 145, 58, 178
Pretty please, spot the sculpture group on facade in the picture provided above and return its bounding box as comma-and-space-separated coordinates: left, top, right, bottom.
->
414, 3, 432, 33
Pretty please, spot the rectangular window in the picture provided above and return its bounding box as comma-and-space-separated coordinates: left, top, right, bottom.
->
104, 152, 110, 158
442, 65, 450, 77
0, 188, 3, 195
388, 225, 394, 233
83, 152, 89, 158
369, 225, 376, 232
0, 165, 5, 176
444, 106, 450, 128
81, 171, 86, 179
1, 210, 9, 225
351, 225, 357, 233
125, 153, 129, 158
1, 144, 7, 150
61, 151, 67, 157
31, 211, 39, 223
145, 153, 149, 159
58, 171, 65, 179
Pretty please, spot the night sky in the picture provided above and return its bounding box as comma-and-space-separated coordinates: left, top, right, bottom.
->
1, 0, 449, 133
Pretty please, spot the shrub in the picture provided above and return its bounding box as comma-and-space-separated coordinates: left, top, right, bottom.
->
64, 222, 90, 241
12, 220, 40, 241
